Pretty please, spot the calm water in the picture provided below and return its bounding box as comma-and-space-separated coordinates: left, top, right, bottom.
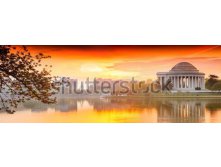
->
0, 97, 221, 123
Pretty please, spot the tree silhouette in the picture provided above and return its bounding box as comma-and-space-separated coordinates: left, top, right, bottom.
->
0, 45, 59, 114
209, 74, 219, 79
211, 81, 221, 91
206, 74, 219, 90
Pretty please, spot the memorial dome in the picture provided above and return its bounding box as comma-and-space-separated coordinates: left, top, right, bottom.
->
169, 62, 199, 73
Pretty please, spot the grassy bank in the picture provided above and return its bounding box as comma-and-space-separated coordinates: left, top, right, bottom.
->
150, 92, 221, 98
107, 92, 221, 98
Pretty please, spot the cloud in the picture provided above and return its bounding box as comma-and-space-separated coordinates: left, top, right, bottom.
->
80, 64, 103, 73
105, 56, 221, 79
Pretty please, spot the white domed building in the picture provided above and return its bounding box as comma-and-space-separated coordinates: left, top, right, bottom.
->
156, 62, 205, 92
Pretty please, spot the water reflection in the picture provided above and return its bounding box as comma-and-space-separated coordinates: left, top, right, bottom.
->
2, 97, 221, 122
20, 98, 78, 112
156, 99, 205, 123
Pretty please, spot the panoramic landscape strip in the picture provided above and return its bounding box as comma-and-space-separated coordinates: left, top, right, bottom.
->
0, 45, 221, 123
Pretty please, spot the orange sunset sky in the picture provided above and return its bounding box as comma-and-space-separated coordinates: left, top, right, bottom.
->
27, 45, 221, 80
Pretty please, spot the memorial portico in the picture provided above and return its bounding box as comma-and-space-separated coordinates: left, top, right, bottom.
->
157, 62, 205, 92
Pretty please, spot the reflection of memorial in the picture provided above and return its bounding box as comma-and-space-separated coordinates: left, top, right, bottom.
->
157, 100, 206, 123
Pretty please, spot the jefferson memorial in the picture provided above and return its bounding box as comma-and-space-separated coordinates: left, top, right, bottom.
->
157, 62, 205, 92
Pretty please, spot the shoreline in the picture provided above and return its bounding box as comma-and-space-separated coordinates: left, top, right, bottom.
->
55, 92, 221, 99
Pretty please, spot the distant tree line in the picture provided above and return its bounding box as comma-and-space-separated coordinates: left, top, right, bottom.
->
205, 75, 221, 91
